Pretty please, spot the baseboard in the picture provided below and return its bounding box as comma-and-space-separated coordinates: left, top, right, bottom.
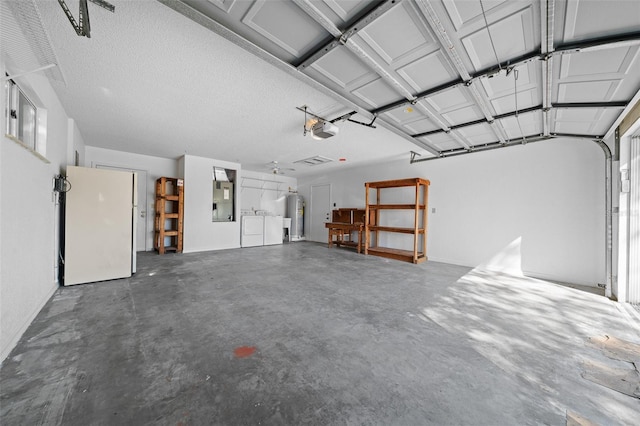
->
183, 244, 241, 254
427, 258, 598, 288
522, 270, 597, 287
426, 256, 472, 268
0, 284, 58, 364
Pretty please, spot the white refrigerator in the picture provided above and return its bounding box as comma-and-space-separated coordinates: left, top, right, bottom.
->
63, 166, 137, 286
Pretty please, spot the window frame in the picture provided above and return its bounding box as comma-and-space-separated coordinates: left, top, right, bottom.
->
5, 76, 38, 152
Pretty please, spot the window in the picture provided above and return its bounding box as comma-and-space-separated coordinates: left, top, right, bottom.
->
212, 167, 236, 222
213, 166, 230, 182
5, 76, 37, 151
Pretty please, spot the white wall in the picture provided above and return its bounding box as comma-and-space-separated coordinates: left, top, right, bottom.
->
67, 119, 86, 167
81, 152, 297, 254
298, 138, 606, 286
181, 155, 242, 253
239, 170, 297, 216
85, 146, 178, 251
1, 11, 85, 360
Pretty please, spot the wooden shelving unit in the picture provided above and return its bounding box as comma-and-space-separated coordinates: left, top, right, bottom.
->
154, 177, 184, 254
364, 178, 430, 264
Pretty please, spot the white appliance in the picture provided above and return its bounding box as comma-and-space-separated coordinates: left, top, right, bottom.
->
264, 215, 283, 245
63, 166, 136, 286
241, 215, 264, 247
287, 194, 304, 241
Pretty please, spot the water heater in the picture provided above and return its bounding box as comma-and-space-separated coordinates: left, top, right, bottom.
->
286, 194, 304, 241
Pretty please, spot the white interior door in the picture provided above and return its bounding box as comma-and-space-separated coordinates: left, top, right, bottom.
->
96, 164, 147, 251
310, 184, 331, 243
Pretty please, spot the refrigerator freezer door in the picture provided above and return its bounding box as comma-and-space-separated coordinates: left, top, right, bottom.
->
64, 166, 134, 285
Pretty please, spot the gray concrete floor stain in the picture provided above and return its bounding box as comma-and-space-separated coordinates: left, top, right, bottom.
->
1, 242, 639, 425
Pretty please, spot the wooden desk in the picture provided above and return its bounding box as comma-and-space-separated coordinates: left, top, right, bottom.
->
325, 222, 364, 253
326, 208, 368, 253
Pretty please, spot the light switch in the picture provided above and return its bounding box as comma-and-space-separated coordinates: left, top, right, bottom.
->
622, 180, 630, 193
432, 208, 436, 213
621, 169, 630, 193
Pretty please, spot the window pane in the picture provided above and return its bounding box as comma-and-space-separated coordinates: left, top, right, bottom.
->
4, 81, 10, 135
18, 90, 36, 149
212, 167, 236, 222
213, 167, 229, 182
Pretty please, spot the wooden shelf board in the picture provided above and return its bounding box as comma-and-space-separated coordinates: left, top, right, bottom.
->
368, 226, 425, 234
164, 230, 179, 236
164, 195, 179, 201
334, 241, 359, 248
365, 178, 430, 188
368, 204, 425, 210
367, 246, 427, 264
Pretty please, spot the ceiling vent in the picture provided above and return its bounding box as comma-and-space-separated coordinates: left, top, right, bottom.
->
294, 155, 333, 166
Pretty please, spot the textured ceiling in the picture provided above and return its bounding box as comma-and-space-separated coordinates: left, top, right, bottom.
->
10, 0, 417, 176
5, 0, 640, 176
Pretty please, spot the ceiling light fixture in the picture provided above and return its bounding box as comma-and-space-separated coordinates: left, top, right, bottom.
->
266, 161, 295, 175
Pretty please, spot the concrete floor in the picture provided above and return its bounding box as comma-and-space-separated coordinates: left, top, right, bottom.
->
1, 242, 639, 425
